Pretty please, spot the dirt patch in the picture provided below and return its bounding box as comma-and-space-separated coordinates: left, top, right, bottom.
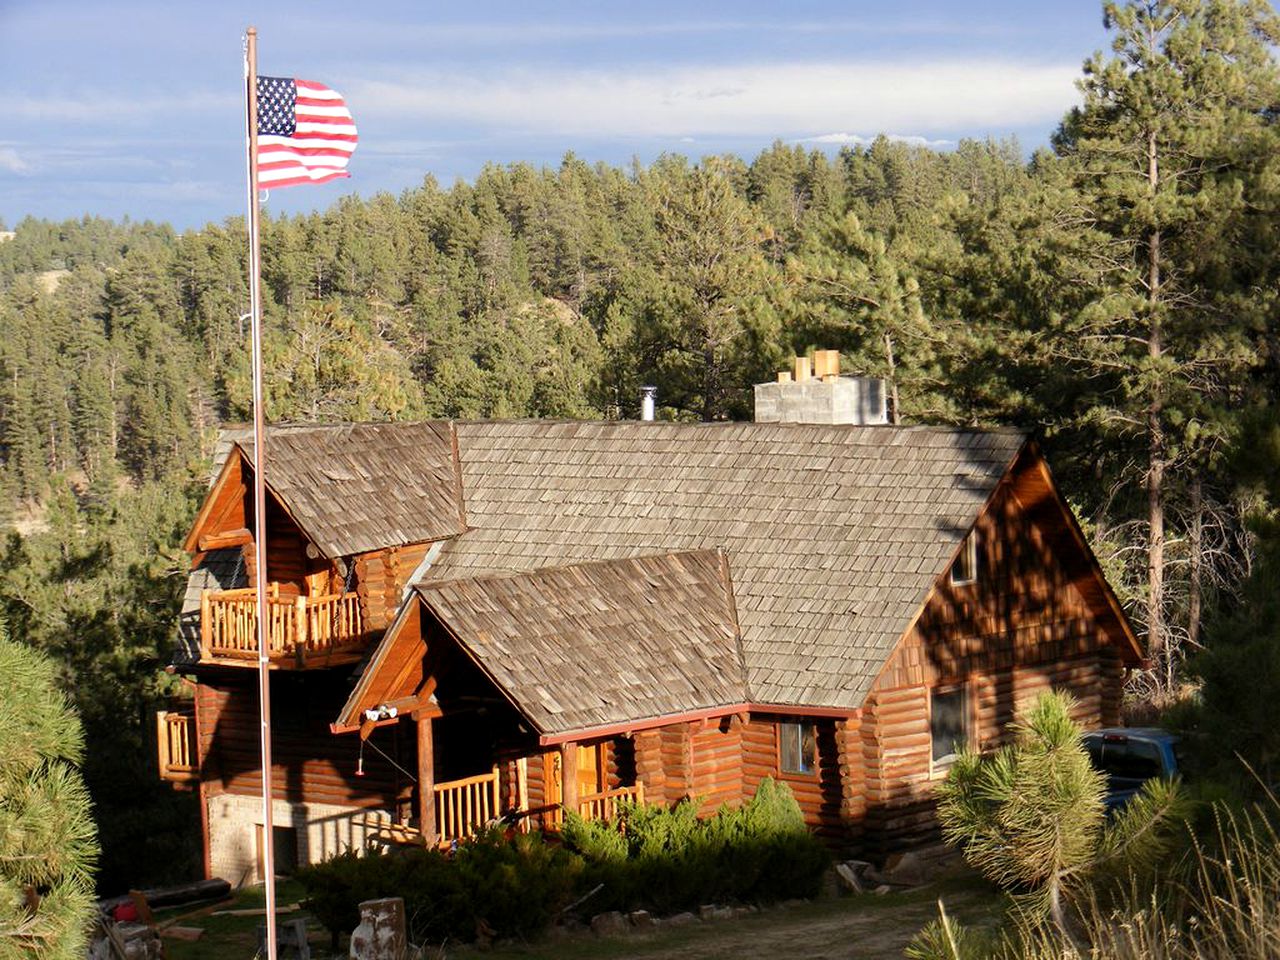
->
451, 873, 1002, 960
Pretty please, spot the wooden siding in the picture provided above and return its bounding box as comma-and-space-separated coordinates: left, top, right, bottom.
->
858, 460, 1132, 855
195, 671, 410, 810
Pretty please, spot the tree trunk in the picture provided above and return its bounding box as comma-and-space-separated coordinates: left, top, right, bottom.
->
701, 336, 718, 422
1188, 477, 1203, 653
883, 330, 901, 425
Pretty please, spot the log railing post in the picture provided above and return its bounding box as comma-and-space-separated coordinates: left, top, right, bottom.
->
200, 589, 211, 659
156, 710, 169, 774
294, 595, 307, 666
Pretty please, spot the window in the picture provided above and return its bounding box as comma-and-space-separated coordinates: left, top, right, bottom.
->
778, 722, 816, 776
950, 531, 978, 586
931, 686, 969, 768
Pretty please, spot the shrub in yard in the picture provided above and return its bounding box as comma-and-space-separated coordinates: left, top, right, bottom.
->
296, 829, 581, 948
562, 778, 829, 914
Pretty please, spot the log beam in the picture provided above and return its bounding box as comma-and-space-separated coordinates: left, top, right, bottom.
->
417, 714, 437, 845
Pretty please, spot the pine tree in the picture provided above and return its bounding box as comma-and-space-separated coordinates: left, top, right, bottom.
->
0, 621, 99, 960
1052, 0, 1280, 683
936, 692, 1183, 937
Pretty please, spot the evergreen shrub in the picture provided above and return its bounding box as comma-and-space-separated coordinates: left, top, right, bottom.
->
297, 778, 828, 945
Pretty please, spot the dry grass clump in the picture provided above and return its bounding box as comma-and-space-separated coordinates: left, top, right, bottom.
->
909, 797, 1280, 960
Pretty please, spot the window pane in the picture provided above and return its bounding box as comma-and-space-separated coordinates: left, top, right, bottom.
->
779, 722, 815, 775
950, 532, 977, 585
931, 688, 967, 765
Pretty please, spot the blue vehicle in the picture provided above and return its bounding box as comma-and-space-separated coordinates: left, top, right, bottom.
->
1082, 727, 1181, 812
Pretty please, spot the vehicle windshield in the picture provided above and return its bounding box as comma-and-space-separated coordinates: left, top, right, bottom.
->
1085, 738, 1163, 781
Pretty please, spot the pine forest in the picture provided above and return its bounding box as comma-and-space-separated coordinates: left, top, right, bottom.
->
4, 0, 1280, 903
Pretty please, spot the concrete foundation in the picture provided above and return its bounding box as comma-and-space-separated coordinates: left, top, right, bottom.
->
207, 793, 392, 886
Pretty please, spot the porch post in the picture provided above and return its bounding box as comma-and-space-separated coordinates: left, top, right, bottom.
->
416, 714, 437, 845
560, 741, 579, 816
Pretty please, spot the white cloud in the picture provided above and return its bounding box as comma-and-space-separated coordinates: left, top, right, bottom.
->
351, 60, 1078, 139
0, 147, 29, 175
800, 132, 955, 149
2, 91, 236, 124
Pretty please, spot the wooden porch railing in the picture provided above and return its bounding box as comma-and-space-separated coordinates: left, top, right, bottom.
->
156, 709, 197, 785
435, 766, 501, 843
368, 772, 647, 849
200, 587, 364, 665
577, 783, 645, 821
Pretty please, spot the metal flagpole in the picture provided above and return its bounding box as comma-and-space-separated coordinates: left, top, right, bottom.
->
243, 25, 278, 960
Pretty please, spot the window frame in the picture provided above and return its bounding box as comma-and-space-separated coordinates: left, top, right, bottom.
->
950, 530, 979, 587
776, 721, 818, 779
929, 683, 971, 776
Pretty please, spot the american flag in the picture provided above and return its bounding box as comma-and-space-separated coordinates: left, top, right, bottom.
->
256, 76, 358, 189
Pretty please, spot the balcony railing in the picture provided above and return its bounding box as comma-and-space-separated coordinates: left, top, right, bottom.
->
199, 587, 365, 666
156, 709, 198, 785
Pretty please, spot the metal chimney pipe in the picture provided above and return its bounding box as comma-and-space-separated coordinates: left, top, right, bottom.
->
640, 385, 657, 421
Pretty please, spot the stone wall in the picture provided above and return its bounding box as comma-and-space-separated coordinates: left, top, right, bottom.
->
207, 793, 392, 886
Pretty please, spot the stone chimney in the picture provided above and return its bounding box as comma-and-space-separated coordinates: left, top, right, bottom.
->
753, 351, 889, 425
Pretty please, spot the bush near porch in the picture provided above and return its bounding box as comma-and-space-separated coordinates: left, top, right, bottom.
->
295, 778, 828, 946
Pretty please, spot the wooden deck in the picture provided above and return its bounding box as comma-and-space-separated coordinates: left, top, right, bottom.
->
199, 587, 367, 667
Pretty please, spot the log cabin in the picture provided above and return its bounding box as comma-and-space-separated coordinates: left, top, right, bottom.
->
162, 364, 1142, 886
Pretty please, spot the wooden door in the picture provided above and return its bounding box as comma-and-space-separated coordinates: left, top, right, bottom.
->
576, 743, 603, 798
542, 745, 604, 825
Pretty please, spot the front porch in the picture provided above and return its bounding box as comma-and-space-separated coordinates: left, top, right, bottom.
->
376, 763, 646, 848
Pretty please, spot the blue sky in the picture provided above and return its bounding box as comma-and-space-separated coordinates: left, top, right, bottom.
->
0, 1, 1112, 230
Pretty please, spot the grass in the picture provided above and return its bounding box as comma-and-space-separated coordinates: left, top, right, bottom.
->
151, 865, 1005, 960
154, 879, 332, 960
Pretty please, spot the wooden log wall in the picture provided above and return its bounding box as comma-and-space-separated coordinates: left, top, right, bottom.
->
633, 729, 667, 807
689, 718, 742, 815
195, 671, 408, 810
855, 459, 1134, 856
354, 541, 432, 630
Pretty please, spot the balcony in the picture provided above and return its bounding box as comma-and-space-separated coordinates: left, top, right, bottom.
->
156, 709, 198, 786
199, 587, 367, 667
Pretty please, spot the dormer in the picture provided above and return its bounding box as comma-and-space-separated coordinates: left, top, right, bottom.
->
178, 422, 466, 669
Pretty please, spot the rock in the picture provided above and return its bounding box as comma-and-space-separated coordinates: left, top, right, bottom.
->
881, 850, 928, 887
698, 904, 716, 920
628, 910, 654, 928
590, 911, 629, 937
732, 906, 754, 918
835, 862, 865, 894
116, 922, 162, 960
874, 884, 892, 896
665, 912, 697, 927
350, 898, 405, 960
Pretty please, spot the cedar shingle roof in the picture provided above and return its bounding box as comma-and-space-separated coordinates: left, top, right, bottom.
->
417, 550, 745, 736
425, 420, 1025, 710
237, 422, 464, 558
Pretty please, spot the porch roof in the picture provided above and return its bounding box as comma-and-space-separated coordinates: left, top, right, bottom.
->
415, 550, 747, 736
340, 547, 747, 737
